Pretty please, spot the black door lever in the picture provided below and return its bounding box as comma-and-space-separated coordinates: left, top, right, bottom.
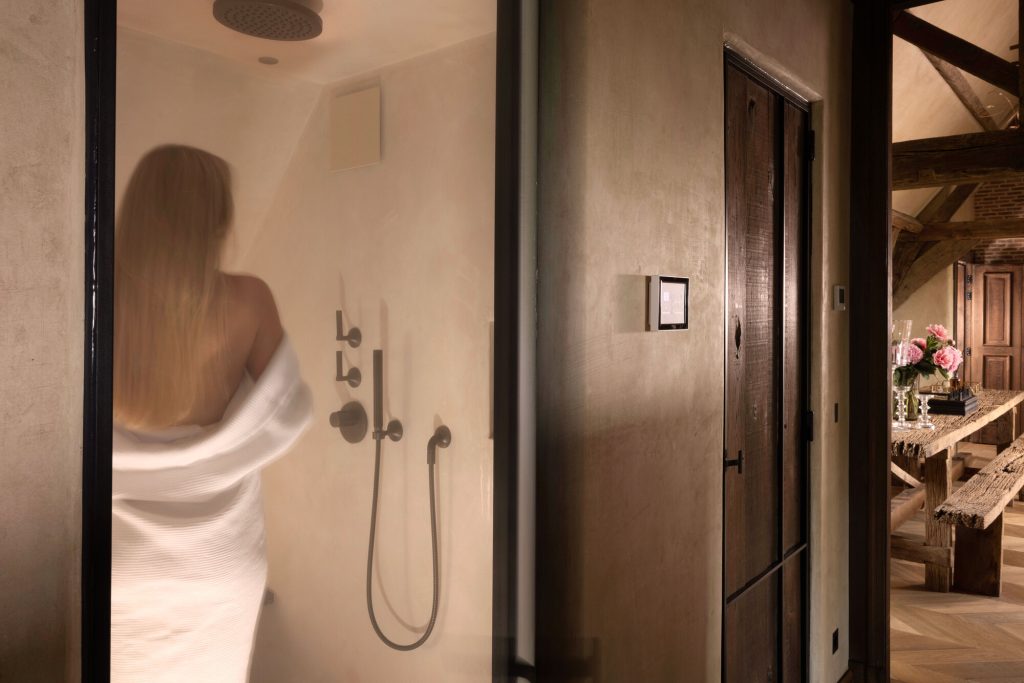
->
724, 450, 744, 474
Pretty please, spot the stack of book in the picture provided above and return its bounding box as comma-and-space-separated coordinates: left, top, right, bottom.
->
924, 388, 979, 416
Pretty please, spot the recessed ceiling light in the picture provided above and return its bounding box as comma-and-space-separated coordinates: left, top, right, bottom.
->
259, 56, 279, 65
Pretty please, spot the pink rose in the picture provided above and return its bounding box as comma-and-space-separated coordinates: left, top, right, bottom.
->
926, 324, 949, 341
934, 345, 962, 373
905, 343, 924, 365
911, 337, 927, 349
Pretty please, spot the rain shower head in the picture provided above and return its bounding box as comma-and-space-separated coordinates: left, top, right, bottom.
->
213, 0, 323, 41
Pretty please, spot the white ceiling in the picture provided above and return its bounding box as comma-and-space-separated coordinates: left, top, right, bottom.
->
118, 0, 496, 85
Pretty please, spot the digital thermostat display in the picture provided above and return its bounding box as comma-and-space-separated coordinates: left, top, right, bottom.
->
647, 275, 689, 331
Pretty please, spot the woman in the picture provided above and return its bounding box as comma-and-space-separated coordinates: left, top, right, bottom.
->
111, 145, 312, 682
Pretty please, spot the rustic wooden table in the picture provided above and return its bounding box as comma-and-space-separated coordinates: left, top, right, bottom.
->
891, 389, 1024, 591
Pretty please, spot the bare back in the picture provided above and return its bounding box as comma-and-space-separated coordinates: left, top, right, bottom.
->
185, 274, 284, 427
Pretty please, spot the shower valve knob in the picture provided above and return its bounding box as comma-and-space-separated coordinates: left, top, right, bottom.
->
336, 351, 361, 388
336, 310, 361, 348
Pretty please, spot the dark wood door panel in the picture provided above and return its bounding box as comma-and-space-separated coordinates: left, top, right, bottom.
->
982, 272, 1012, 346
725, 574, 779, 683
724, 57, 809, 682
782, 552, 806, 683
725, 63, 780, 595
983, 355, 1012, 390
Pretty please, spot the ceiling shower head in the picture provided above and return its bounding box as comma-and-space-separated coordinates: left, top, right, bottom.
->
213, 0, 323, 42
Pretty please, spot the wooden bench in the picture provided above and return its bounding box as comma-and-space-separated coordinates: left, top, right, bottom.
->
934, 435, 1024, 596
890, 458, 965, 569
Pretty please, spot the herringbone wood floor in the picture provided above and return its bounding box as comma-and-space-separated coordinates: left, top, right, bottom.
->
891, 498, 1024, 682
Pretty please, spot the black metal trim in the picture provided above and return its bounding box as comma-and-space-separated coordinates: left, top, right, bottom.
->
493, 0, 524, 680
724, 542, 810, 604
82, 1, 526, 681
82, 0, 116, 680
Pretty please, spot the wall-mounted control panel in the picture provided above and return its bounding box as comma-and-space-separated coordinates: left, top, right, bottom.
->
647, 275, 689, 331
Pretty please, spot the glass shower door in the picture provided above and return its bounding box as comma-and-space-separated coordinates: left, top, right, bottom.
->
101, 1, 529, 680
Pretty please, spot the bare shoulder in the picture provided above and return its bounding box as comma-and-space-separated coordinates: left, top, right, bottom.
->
225, 273, 276, 311
222, 273, 284, 378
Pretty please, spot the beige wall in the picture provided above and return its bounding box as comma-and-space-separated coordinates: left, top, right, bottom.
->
243, 36, 496, 682
893, 265, 955, 374
536, 1, 851, 681
0, 1, 84, 681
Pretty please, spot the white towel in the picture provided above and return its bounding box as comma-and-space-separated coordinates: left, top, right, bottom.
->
111, 336, 313, 683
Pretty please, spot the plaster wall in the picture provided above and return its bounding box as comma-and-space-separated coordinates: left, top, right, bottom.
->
893, 202, 974, 350
243, 36, 496, 682
536, 1, 851, 681
0, 0, 84, 680
893, 267, 955, 347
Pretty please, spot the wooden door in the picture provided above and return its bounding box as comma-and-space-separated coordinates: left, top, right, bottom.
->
724, 56, 809, 683
954, 262, 971, 385
967, 265, 1023, 390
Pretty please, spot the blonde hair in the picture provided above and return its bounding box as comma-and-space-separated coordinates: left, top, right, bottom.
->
114, 145, 233, 430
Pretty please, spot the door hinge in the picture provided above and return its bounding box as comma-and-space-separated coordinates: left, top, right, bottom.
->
965, 347, 972, 357
966, 274, 974, 286
805, 410, 814, 442
966, 290, 973, 301
806, 129, 816, 162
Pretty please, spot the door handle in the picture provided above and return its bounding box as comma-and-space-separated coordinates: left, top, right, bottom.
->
724, 450, 744, 474
733, 315, 742, 360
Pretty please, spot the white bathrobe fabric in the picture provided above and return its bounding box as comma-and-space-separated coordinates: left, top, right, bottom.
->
111, 337, 312, 683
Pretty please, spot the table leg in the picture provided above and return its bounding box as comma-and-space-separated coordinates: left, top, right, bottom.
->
925, 449, 953, 592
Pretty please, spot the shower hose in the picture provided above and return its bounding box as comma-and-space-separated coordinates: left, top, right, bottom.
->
365, 436, 439, 651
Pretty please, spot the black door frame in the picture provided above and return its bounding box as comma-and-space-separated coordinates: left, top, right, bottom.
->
721, 48, 813, 683
81, 2, 535, 681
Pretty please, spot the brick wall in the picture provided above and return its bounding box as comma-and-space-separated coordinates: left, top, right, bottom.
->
968, 177, 1024, 264
971, 238, 1024, 264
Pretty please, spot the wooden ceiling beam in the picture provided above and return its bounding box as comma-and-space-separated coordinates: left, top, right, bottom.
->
892, 11, 1020, 97
892, 130, 1024, 189
892, 185, 976, 300
918, 184, 978, 223
892, 209, 923, 233
901, 218, 1024, 241
893, 240, 981, 308
923, 53, 1001, 132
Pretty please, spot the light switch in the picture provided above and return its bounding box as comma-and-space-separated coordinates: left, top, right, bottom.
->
647, 275, 689, 331
833, 285, 847, 312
